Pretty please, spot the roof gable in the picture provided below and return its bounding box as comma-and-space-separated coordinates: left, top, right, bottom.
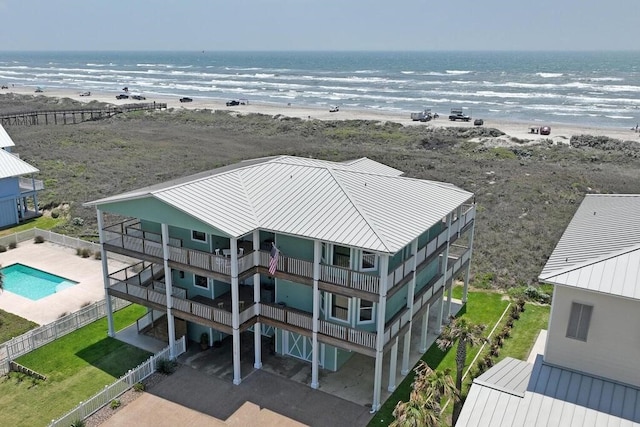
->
540, 194, 640, 299
0, 148, 39, 179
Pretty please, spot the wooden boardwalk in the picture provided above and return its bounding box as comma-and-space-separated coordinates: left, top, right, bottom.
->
0, 102, 166, 126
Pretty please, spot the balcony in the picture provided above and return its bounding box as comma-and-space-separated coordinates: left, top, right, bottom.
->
19, 176, 44, 193
102, 204, 474, 300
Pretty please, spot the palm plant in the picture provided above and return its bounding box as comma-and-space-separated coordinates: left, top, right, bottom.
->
436, 316, 487, 425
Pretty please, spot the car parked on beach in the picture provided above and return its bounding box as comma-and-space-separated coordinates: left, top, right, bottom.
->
35, 87, 43, 93
179, 97, 193, 103
540, 126, 551, 135
131, 94, 146, 100
226, 100, 240, 106
79, 91, 91, 97
116, 94, 128, 99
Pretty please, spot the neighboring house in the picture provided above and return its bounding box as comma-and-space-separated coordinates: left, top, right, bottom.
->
85, 155, 476, 410
457, 194, 640, 426
0, 124, 43, 228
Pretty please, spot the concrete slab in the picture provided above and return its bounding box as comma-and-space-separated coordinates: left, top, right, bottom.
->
527, 329, 547, 363
0, 241, 130, 325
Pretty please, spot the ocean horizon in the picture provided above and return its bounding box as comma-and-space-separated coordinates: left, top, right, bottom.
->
1, 50, 639, 129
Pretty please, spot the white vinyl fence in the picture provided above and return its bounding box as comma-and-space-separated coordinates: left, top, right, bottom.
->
48, 336, 186, 427
0, 297, 130, 375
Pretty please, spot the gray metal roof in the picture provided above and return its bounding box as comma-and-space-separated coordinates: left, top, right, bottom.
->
539, 194, 640, 300
0, 148, 39, 179
87, 156, 473, 253
457, 357, 640, 427
0, 125, 15, 148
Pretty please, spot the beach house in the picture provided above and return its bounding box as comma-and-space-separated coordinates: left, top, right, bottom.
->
0, 125, 43, 228
85, 155, 476, 410
457, 194, 640, 426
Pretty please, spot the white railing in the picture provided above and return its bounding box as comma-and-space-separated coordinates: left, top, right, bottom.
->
19, 176, 45, 192
0, 298, 130, 375
48, 336, 186, 427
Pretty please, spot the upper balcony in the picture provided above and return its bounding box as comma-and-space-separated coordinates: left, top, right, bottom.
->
102, 204, 475, 298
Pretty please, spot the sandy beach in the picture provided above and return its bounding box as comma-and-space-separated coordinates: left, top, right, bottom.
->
4, 85, 639, 146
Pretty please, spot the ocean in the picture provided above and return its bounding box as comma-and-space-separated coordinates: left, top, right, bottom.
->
0, 51, 639, 129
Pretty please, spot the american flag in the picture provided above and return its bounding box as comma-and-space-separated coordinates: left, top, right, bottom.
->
269, 243, 279, 275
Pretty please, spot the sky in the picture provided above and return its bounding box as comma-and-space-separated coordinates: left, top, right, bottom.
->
0, 0, 638, 51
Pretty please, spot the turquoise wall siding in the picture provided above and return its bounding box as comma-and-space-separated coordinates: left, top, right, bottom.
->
277, 234, 313, 262
416, 259, 439, 293
335, 347, 354, 370
276, 279, 312, 312
386, 286, 409, 323
388, 251, 403, 272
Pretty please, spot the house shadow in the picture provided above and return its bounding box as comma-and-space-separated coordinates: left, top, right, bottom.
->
75, 336, 152, 378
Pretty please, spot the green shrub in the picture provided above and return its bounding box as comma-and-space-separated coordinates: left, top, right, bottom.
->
71, 217, 84, 226
133, 382, 145, 392
70, 419, 86, 427
34, 235, 45, 244
51, 209, 60, 219
78, 247, 92, 258
110, 399, 121, 409
0, 245, 6, 253
473, 272, 495, 289
156, 358, 178, 375
8, 241, 17, 249
93, 251, 101, 260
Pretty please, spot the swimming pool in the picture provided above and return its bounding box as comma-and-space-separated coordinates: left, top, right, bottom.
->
0, 263, 78, 301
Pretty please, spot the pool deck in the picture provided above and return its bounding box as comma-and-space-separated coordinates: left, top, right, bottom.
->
0, 241, 130, 325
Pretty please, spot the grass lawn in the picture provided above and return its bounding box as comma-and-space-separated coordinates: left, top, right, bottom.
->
368, 287, 550, 427
0, 304, 150, 427
0, 309, 38, 343
0, 216, 64, 237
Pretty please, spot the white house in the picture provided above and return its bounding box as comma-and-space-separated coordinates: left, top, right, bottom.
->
457, 194, 640, 426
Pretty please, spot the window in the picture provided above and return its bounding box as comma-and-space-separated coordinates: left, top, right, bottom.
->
358, 299, 374, 323
360, 251, 377, 271
194, 274, 209, 289
566, 302, 592, 341
330, 294, 350, 322
191, 230, 207, 243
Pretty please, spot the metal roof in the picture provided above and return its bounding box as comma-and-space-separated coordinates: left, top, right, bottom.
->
539, 194, 640, 300
457, 357, 640, 427
87, 156, 473, 253
0, 125, 15, 148
0, 148, 39, 179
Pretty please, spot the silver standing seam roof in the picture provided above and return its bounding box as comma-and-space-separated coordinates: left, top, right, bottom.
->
86, 155, 473, 254
539, 194, 640, 300
0, 125, 16, 148
457, 356, 640, 427
0, 147, 39, 179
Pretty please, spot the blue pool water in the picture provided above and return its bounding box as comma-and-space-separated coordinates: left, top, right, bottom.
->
0, 263, 78, 301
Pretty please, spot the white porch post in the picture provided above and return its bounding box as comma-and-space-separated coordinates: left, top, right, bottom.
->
462, 213, 475, 304
32, 175, 40, 215
419, 304, 430, 353
230, 238, 242, 385
96, 208, 115, 337
371, 255, 389, 412
446, 283, 453, 318
253, 230, 262, 369
437, 213, 452, 331
401, 238, 419, 375
388, 337, 398, 392
311, 240, 321, 389
161, 223, 176, 359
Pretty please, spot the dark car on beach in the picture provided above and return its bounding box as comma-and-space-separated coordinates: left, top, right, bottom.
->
226, 100, 240, 106
179, 97, 193, 103
131, 94, 146, 100
116, 94, 129, 99
540, 126, 551, 135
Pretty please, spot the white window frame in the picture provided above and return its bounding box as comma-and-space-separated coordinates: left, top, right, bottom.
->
357, 299, 375, 325
328, 293, 350, 323
360, 250, 378, 272
566, 302, 592, 341
191, 230, 208, 243
194, 274, 209, 290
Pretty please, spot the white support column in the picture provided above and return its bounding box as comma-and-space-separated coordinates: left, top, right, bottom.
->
96, 209, 115, 337
437, 213, 452, 332
419, 304, 430, 353
311, 240, 321, 389
401, 238, 419, 375
446, 282, 453, 318
462, 212, 476, 304
230, 238, 242, 385
253, 231, 262, 369
388, 337, 398, 392
161, 223, 176, 359
371, 255, 389, 413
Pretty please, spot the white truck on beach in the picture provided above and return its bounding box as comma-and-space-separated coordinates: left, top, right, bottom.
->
448, 108, 471, 122
411, 109, 432, 122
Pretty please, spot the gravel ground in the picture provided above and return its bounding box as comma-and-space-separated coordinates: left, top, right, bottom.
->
85, 371, 172, 427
